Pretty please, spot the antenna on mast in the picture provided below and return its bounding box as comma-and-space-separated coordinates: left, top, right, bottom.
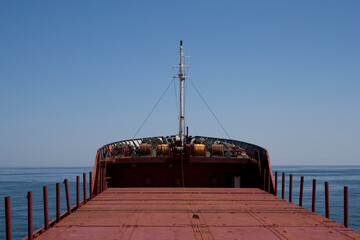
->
174, 40, 190, 145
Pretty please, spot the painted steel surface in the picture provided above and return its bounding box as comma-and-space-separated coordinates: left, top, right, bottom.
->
36, 188, 360, 240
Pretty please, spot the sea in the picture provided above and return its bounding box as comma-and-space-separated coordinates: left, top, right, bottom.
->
0, 166, 359, 239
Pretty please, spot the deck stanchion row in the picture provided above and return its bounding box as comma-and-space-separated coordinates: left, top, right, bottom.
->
43, 186, 49, 230
64, 179, 71, 215
325, 182, 330, 218
77, 176, 80, 208
1, 170, 355, 239
344, 186, 349, 227
56, 183, 60, 222
5, 196, 12, 240
282, 173, 285, 199
27, 191, 33, 240
289, 174, 293, 202
299, 176, 304, 206
312, 179, 316, 212
274, 171, 278, 196
83, 173, 87, 203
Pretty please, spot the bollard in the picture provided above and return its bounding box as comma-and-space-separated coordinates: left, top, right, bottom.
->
275, 172, 278, 196
83, 173, 87, 203
282, 173, 285, 199
289, 174, 293, 202
263, 169, 267, 191
299, 176, 304, 206
77, 176, 80, 208
312, 179, 316, 212
27, 191, 33, 240
64, 179, 71, 214
5, 196, 12, 240
43, 186, 49, 230
344, 186, 348, 227
325, 182, 330, 218
56, 183, 60, 222
89, 172, 93, 199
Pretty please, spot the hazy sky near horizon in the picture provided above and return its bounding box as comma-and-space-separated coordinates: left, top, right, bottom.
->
0, 1, 359, 167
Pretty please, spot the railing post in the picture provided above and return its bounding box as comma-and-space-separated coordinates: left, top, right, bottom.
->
89, 172, 93, 199
282, 173, 285, 199
275, 171, 278, 196
299, 176, 304, 206
56, 183, 60, 222
5, 196, 12, 240
77, 176, 80, 208
289, 174, 293, 202
312, 179, 316, 212
64, 179, 71, 215
83, 173, 87, 203
325, 182, 330, 218
43, 186, 49, 230
344, 186, 348, 227
27, 191, 33, 240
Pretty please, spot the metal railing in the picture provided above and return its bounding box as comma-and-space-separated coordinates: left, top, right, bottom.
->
4, 172, 96, 240
267, 171, 349, 228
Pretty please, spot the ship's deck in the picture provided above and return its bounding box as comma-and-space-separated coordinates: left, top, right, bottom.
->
36, 188, 360, 240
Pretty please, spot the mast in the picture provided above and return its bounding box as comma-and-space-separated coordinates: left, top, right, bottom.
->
177, 40, 189, 145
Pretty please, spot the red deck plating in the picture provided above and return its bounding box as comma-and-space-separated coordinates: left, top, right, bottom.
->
35, 188, 360, 240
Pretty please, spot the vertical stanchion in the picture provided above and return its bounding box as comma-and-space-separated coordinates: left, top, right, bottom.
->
83, 173, 87, 203
89, 172, 93, 199
267, 168, 270, 193
5, 196, 12, 240
77, 176, 80, 208
275, 171, 278, 196
325, 182, 330, 218
27, 191, 33, 240
312, 179, 316, 212
64, 179, 71, 214
263, 168, 267, 191
289, 174, 293, 202
344, 186, 348, 227
56, 183, 60, 222
299, 176, 304, 206
43, 186, 49, 230
282, 173, 285, 199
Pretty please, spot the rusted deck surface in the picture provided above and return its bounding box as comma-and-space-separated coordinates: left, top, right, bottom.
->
37, 188, 360, 240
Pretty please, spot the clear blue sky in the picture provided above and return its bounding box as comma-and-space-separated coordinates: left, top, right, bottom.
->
0, 1, 359, 167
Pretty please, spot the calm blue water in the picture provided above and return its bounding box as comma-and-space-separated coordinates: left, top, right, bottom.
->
0, 166, 359, 239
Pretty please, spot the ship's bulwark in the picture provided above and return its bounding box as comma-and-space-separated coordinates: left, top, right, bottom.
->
35, 188, 360, 240
93, 135, 276, 193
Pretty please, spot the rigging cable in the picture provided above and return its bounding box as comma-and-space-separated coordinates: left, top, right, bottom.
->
180, 149, 208, 240
189, 79, 232, 139
132, 78, 176, 139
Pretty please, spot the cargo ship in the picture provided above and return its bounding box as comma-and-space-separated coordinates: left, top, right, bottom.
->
4, 41, 360, 240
